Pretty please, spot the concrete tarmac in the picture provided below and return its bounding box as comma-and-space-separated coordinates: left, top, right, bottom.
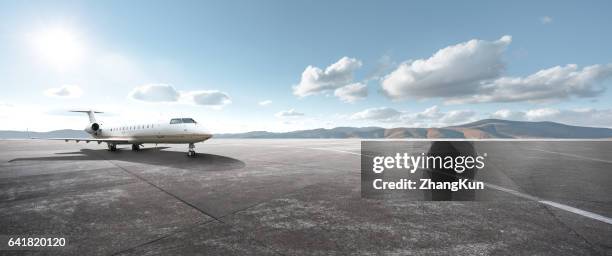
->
0, 139, 611, 255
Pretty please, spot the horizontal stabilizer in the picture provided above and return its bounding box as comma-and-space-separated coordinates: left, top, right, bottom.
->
70, 110, 103, 123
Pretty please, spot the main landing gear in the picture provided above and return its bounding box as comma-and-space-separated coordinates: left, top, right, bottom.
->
187, 143, 196, 157
132, 144, 140, 151
107, 144, 117, 151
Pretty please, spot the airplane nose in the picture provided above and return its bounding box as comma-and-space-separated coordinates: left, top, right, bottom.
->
196, 126, 212, 139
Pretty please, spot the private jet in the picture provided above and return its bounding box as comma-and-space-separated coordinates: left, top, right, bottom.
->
51, 110, 212, 157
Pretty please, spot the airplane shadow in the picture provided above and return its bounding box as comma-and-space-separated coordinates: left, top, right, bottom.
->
8, 147, 246, 172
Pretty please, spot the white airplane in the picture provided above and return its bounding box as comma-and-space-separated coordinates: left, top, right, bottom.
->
51, 110, 212, 157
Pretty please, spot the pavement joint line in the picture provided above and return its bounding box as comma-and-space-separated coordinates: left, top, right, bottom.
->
109, 160, 224, 222
8, 140, 609, 252
537, 201, 601, 255
108, 218, 219, 256
90, 152, 287, 256
86, 149, 225, 224
102, 160, 292, 256
298, 145, 612, 226
43, 144, 333, 256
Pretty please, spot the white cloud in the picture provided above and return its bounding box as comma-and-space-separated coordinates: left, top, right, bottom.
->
439, 110, 476, 124
540, 16, 553, 24
351, 107, 401, 121
130, 84, 180, 102
44, 85, 83, 98
402, 106, 476, 127
258, 100, 272, 106
490, 108, 612, 128
275, 109, 305, 118
380, 34, 612, 104
130, 84, 231, 109
381, 35, 511, 99
491, 109, 525, 120
450, 64, 612, 104
293, 57, 362, 97
351, 105, 476, 127
184, 90, 231, 108
334, 83, 368, 103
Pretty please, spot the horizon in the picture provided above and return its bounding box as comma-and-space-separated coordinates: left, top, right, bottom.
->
1, 1, 612, 133
4, 118, 612, 134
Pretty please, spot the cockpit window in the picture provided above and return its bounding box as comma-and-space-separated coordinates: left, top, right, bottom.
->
170, 118, 197, 124
182, 118, 196, 124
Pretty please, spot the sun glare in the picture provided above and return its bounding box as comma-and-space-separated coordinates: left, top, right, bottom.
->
30, 27, 85, 71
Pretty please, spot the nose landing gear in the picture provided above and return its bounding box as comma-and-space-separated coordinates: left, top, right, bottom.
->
132, 144, 141, 151
187, 143, 196, 157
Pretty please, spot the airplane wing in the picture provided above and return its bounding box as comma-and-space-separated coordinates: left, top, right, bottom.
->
48, 138, 130, 144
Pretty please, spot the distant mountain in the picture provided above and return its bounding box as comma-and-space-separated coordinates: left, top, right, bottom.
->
215, 119, 612, 139
2, 119, 612, 139
0, 129, 88, 139
449, 119, 612, 138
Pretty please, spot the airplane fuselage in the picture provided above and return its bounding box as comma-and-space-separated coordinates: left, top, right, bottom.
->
94, 122, 212, 144
54, 112, 211, 157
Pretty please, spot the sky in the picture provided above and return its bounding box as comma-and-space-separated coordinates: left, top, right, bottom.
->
1, 0, 612, 133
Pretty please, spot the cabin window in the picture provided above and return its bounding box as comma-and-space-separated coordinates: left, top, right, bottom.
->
170, 118, 182, 124
182, 118, 196, 124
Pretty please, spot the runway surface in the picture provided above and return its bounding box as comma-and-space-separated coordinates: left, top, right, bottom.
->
0, 139, 611, 255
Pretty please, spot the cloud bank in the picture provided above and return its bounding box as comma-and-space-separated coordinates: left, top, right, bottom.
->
130, 84, 231, 108
381, 35, 511, 100
258, 100, 272, 106
351, 105, 476, 127
184, 90, 231, 107
44, 85, 83, 98
540, 16, 553, 24
130, 84, 180, 102
450, 64, 612, 104
293, 57, 362, 97
351, 107, 401, 121
276, 109, 305, 118
334, 83, 368, 103
380, 35, 612, 104
491, 107, 612, 127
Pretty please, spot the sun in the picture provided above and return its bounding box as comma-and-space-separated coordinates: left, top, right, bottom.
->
30, 27, 85, 71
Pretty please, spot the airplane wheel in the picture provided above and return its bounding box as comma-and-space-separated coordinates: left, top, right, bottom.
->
132, 144, 140, 151
108, 144, 117, 151
187, 143, 196, 157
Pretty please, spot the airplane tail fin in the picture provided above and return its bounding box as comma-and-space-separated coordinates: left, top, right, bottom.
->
70, 110, 103, 123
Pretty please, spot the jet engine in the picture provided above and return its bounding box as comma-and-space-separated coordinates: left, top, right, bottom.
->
85, 123, 100, 135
